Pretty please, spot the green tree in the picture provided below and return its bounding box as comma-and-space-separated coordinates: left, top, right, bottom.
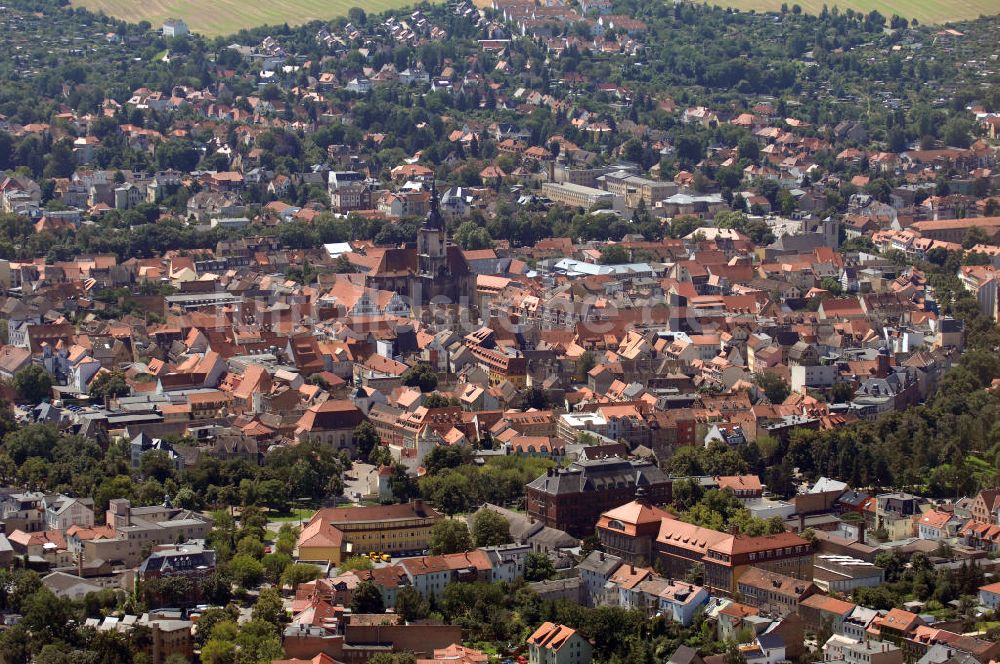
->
524, 552, 556, 581
421, 472, 473, 515
12, 365, 52, 403
471, 509, 512, 547
368, 655, 416, 664
429, 519, 472, 554
668, 215, 706, 239
819, 276, 843, 295
453, 221, 493, 250
193, 606, 239, 648
0, 624, 31, 664
394, 585, 429, 622
575, 350, 597, 382
237, 534, 265, 559
43, 138, 76, 179
200, 635, 236, 664
353, 421, 379, 460
521, 385, 550, 410
280, 562, 322, 589
401, 364, 438, 392
963, 226, 988, 250
89, 370, 130, 401
34, 645, 78, 664
599, 244, 629, 264
754, 371, 790, 404
156, 139, 201, 172
252, 587, 288, 627
831, 382, 855, 403
723, 640, 748, 664
262, 552, 292, 584
139, 449, 175, 483
942, 117, 973, 148
737, 136, 759, 162
338, 556, 374, 572
22, 588, 73, 643
423, 446, 471, 475
423, 393, 456, 408
94, 475, 134, 513
226, 554, 264, 589
350, 580, 385, 614
671, 477, 705, 510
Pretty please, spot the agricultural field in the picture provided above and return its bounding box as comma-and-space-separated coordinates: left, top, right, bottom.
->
709, 0, 1000, 25
73, 0, 1000, 35
71, 0, 422, 36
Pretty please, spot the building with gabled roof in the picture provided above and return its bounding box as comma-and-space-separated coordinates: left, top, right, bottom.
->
297, 500, 442, 564
294, 399, 366, 450
798, 593, 856, 633
415, 643, 488, 664
596, 493, 676, 566
527, 622, 593, 664
399, 549, 494, 597
736, 567, 818, 617
871, 608, 924, 646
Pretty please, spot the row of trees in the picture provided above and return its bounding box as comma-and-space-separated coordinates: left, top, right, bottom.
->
416, 449, 556, 515
0, 422, 348, 517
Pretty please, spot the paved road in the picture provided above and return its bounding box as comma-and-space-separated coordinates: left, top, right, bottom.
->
343, 462, 376, 502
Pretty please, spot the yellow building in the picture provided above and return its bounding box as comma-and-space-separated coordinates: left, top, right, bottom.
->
297, 500, 443, 564
470, 344, 527, 388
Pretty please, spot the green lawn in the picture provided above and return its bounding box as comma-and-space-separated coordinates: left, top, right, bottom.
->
709, 0, 998, 25
266, 507, 315, 523
71, 0, 427, 37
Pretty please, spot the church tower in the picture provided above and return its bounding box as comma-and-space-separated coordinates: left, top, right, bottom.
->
417, 182, 448, 278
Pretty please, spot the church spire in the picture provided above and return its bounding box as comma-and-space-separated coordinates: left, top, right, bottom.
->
424, 178, 444, 231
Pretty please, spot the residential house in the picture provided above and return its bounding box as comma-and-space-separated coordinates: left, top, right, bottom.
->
526, 622, 593, 664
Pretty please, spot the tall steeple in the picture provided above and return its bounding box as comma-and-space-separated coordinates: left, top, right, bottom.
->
418, 178, 447, 277
424, 178, 444, 231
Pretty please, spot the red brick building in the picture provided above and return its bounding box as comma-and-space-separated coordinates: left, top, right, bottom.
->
525, 458, 671, 537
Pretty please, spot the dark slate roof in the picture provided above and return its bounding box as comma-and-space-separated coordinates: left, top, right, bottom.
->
138, 547, 216, 574
526, 458, 669, 496
578, 550, 622, 576
668, 645, 705, 664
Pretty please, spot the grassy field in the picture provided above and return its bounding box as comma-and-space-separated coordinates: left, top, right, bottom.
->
71, 0, 422, 37
73, 0, 997, 35
709, 0, 999, 25
265, 507, 315, 523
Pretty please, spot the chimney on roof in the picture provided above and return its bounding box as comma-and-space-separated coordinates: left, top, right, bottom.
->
630, 564, 635, 575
